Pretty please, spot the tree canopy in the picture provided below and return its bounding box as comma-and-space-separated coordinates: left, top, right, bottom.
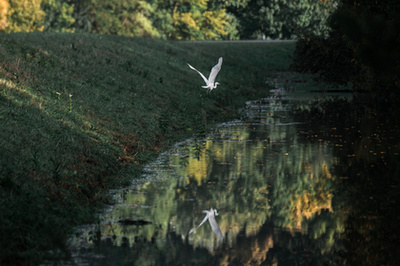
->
3, 0, 45, 32
229, 0, 339, 39
0, 0, 338, 39
292, 0, 400, 96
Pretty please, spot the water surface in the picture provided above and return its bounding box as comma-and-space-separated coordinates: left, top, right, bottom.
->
66, 87, 400, 265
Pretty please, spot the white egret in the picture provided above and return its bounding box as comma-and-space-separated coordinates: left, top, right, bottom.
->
187, 57, 223, 92
189, 207, 223, 243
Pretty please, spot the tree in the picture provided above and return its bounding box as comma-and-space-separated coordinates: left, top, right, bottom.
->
69, 0, 92, 32
0, 0, 9, 31
2, 0, 45, 32
151, 0, 239, 40
90, 0, 159, 37
330, 0, 400, 93
42, 0, 76, 32
292, 0, 400, 96
229, 0, 339, 39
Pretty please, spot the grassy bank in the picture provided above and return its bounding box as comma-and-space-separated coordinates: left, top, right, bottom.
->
0, 33, 294, 264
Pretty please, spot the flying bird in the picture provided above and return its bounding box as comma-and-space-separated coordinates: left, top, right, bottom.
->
187, 57, 223, 92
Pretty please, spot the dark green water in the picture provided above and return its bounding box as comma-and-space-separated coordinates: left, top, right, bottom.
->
64, 90, 400, 265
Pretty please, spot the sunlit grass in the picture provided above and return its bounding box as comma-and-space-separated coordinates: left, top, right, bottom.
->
0, 32, 295, 264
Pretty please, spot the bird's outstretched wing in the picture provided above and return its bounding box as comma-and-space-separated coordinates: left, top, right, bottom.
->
198, 211, 211, 228
208, 57, 223, 84
188, 63, 209, 85
189, 209, 210, 234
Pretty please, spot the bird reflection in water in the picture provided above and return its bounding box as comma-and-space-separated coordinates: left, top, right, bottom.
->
189, 208, 223, 244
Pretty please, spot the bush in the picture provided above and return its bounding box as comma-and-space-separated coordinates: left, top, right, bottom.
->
291, 32, 358, 87
292, 0, 400, 97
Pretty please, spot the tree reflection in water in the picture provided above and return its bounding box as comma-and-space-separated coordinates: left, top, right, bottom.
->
296, 97, 400, 265
67, 93, 400, 265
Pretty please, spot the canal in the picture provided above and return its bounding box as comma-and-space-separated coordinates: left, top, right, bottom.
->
65, 82, 400, 265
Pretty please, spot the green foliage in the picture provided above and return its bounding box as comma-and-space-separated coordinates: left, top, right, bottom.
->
291, 31, 359, 86
229, 0, 339, 39
61, 0, 240, 39
331, 0, 400, 94
69, 0, 92, 32
1, 0, 338, 40
3, 0, 45, 32
42, 0, 76, 32
292, 0, 400, 96
152, 0, 238, 40
90, 0, 159, 37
